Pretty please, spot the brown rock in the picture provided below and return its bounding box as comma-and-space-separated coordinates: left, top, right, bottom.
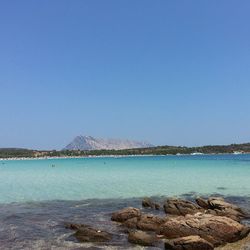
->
158, 213, 250, 246
65, 222, 84, 230
208, 197, 243, 212
128, 230, 157, 246
165, 235, 214, 250
123, 217, 138, 229
211, 208, 244, 222
201, 197, 247, 221
111, 207, 141, 222
195, 197, 247, 221
196, 197, 210, 209
66, 223, 112, 243
164, 198, 202, 216
137, 214, 167, 231
215, 232, 250, 250
142, 197, 160, 210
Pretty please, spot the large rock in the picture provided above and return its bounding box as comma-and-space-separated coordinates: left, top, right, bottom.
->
207, 197, 240, 211
111, 207, 141, 222
164, 198, 202, 216
142, 197, 160, 210
128, 230, 157, 246
123, 217, 138, 229
165, 235, 214, 250
196, 197, 247, 222
123, 213, 166, 231
208, 197, 246, 221
158, 213, 250, 246
137, 214, 167, 231
65, 223, 112, 242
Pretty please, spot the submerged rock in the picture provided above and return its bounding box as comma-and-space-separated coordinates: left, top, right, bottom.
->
164, 198, 202, 216
165, 235, 214, 250
111, 207, 141, 222
142, 197, 160, 210
158, 213, 250, 246
65, 223, 112, 243
128, 230, 158, 246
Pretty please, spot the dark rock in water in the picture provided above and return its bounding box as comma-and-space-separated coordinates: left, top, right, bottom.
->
65, 222, 85, 230
123, 217, 138, 229
137, 214, 167, 232
65, 223, 112, 243
158, 213, 250, 246
164, 198, 202, 216
142, 197, 160, 210
196, 197, 210, 209
165, 235, 214, 250
128, 230, 158, 246
111, 207, 141, 222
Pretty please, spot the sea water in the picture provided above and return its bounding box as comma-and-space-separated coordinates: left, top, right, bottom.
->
0, 155, 249, 249
0, 154, 249, 203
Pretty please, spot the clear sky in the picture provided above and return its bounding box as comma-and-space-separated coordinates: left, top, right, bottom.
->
0, 1, 250, 150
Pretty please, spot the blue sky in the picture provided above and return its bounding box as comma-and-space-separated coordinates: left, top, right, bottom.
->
0, 1, 250, 149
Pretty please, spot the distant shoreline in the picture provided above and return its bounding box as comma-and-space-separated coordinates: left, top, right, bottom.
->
1, 142, 250, 160
0, 152, 249, 161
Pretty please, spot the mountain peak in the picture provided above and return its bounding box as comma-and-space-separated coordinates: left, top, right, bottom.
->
64, 135, 153, 151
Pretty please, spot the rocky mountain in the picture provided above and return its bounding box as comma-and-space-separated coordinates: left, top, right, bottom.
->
64, 135, 154, 151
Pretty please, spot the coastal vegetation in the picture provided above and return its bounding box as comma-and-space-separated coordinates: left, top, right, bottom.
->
1, 143, 250, 159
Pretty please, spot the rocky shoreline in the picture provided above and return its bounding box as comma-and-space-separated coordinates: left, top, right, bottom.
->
66, 196, 250, 249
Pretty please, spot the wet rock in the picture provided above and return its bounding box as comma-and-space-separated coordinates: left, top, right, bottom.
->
137, 214, 167, 231
142, 197, 160, 210
164, 198, 202, 216
158, 213, 250, 246
128, 230, 158, 246
111, 207, 141, 222
165, 235, 214, 250
123, 217, 138, 229
66, 223, 112, 243
65, 222, 85, 230
196, 197, 210, 209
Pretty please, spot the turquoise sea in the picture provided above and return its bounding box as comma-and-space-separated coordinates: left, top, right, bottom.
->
0, 154, 249, 249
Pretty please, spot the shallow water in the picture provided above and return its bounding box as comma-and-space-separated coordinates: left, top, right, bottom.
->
0, 196, 249, 250
0, 154, 250, 203
0, 155, 249, 249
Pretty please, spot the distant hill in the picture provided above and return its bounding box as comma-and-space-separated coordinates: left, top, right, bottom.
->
64, 135, 154, 150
